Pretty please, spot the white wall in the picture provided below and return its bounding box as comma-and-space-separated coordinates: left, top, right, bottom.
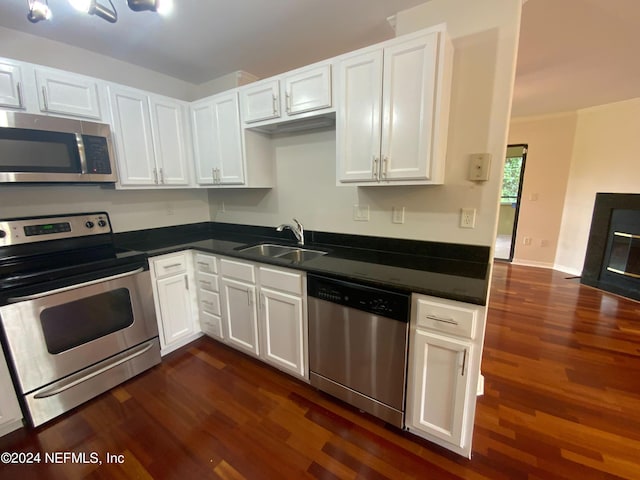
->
0, 26, 194, 101
555, 98, 640, 274
508, 112, 577, 268
0, 185, 210, 233
209, 0, 522, 246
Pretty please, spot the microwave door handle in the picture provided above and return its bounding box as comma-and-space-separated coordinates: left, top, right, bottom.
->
76, 133, 88, 174
7, 267, 144, 303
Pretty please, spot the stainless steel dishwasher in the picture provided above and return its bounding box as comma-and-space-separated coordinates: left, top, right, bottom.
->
307, 274, 410, 427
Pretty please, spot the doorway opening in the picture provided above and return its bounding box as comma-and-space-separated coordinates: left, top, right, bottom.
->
495, 144, 527, 261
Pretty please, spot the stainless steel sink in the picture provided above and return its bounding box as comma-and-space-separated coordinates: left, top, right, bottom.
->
238, 243, 327, 263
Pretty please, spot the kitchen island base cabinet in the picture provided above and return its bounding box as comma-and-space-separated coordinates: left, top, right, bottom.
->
405, 293, 485, 458
150, 251, 201, 356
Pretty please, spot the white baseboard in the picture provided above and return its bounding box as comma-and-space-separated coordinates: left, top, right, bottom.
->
553, 264, 582, 277
476, 374, 484, 396
510, 258, 555, 269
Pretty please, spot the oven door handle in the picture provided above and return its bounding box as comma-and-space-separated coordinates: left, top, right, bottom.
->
33, 340, 155, 399
7, 267, 145, 303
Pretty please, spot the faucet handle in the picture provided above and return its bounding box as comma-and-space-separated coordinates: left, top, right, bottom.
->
292, 218, 303, 230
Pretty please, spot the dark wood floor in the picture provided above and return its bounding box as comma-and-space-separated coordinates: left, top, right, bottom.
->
1, 262, 639, 479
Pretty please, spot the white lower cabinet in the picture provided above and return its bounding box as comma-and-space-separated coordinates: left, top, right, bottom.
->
217, 257, 308, 380
406, 293, 486, 458
150, 251, 200, 355
194, 253, 224, 341
0, 343, 23, 437
258, 266, 307, 378
222, 276, 259, 356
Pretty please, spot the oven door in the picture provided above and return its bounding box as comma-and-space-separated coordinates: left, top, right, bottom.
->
0, 268, 158, 395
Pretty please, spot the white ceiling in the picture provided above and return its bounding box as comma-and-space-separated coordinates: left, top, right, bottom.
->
1, 0, 639, 117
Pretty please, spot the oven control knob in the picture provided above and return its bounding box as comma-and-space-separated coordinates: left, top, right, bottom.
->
97, 220, 107, 228
85, 221, 95, 229
0, 229, 5, 238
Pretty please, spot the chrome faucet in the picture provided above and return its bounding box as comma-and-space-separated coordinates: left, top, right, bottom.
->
277, 218, 304, 245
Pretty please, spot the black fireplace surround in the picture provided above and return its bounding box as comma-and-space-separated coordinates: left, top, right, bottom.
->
582, 193, 640, 302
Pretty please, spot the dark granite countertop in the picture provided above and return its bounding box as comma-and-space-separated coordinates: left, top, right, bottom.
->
115, 222, 491, 305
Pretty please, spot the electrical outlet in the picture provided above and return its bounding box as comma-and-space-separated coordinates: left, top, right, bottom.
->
460, 208, 476, 228
523, 237, 532, 246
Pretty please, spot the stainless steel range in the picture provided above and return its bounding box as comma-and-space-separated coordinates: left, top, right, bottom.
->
0, 212, 160, 427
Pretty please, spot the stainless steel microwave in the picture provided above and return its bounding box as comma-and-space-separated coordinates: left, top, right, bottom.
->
0, 111, 117, 184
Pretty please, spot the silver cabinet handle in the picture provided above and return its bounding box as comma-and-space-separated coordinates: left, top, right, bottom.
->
185, 275, 189, 290
373, 156, 379, 180
8, 267, 144, 303
41, 86, 49, 111
461, 349, 468, 377
285, 91, 291, 113
16, 82, 24, 108
34, 341, 155, 398
425, 314, 459, 326
211, 168, 216, 184
247, 289, 252, 306
272, 93, 278, 115
153, 168, 158, 184
382, 156, 389, 179
162, 263, 182, 269
159, 167, 164, 184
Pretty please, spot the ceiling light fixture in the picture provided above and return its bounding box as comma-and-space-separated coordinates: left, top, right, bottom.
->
27, 0, 52, 23
127, 0, 173, 15
68, 0, 117, 23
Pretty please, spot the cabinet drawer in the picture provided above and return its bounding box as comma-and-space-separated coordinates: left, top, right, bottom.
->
259, 266, 303, 295
220, 258, 255, 283
200, 310, 223, 340
199, 290, 221, 316
413, 296, 479, 340
194, 253, 217, 274
196, 272, 219, 292
152, 252, 188, 278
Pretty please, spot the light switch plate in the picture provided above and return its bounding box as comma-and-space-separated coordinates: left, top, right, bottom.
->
392, 206, 405, 224
353, 204, 370, 221
469, 153, 492, 181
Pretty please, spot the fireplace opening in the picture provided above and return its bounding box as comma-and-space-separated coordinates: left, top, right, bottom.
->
607, 232, 640, 278
582, 193, 640, 302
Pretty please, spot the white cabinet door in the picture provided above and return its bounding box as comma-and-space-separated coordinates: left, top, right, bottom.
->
108, 86, 156, 186
0, 344, 22, 437
337, 27, 451, 186
221, 277, 259, 356
381, 33, 439, 181
259, 287, 305, 378
191, 92, 245, 185
336, 50, 383, 183
283, 64, 332, 116
156, 273, 195, 348
0, 61, 25, 109
242, 79, 280, 123
407, 329, 472, 448
35, 68, 102, 119
149, 96, 190, 185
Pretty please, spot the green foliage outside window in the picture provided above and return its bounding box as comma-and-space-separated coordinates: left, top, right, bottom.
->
501, 156, 523, 200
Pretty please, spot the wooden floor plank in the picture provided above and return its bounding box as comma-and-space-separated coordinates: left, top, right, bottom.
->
1, 262, 639, 479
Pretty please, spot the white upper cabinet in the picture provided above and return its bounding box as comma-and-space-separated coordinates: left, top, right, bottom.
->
109, 84, 191, 188
242, 79, 280, 124
240, 63, 333, 127
149, 97, 191, 185
191, 91, 245, 186
337, 25, 453, 185
283, 64, 332, 116
34, 67, 103, 120
0, 60, 25, 109
335, 50, 383, 182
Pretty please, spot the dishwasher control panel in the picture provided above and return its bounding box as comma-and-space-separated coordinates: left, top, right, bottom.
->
308, 274, 410, 322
